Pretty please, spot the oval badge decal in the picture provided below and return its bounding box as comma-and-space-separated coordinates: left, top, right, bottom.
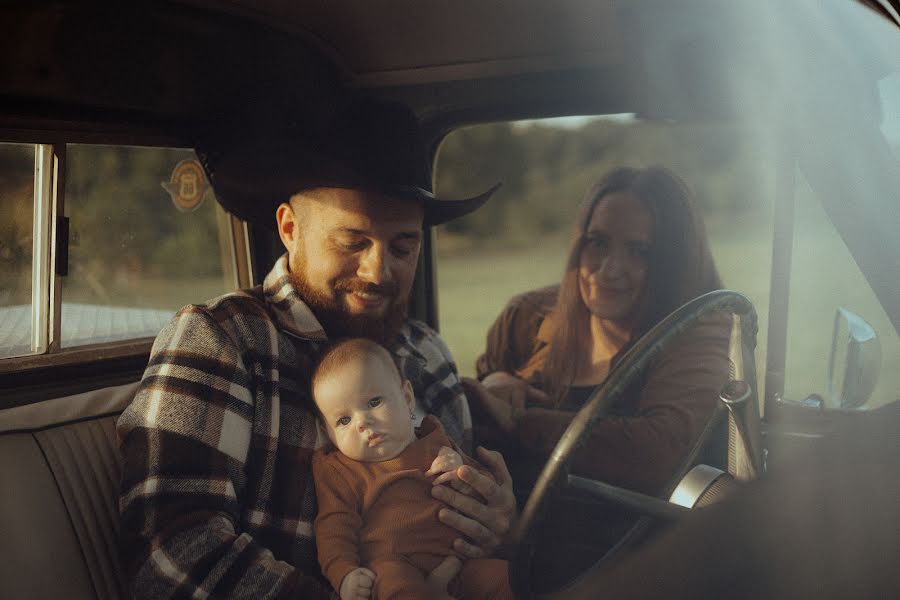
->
162, 159, 210, 212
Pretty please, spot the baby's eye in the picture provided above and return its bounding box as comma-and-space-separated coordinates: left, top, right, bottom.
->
336, 416, 351, 427
368, 397, 382, 408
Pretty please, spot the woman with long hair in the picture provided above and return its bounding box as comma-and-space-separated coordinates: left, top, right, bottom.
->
468, 166, 730, 496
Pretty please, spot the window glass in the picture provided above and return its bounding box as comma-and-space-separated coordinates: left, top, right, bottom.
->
779, 71, 900, 409
433, 117, 774, 402
0, 143, 36, 359
62, 145, 236, 348
783, 174, 900, 409
878, 71, 900, 159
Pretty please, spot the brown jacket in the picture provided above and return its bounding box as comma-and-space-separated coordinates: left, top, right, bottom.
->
476, 285, 732, 495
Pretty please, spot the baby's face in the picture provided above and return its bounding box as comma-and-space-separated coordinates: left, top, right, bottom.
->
314, 352, 417, 462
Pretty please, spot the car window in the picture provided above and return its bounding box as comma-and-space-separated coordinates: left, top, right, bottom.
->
434, 113, 899, 411
62, 145, 237, 348
784, 175, 900, 409
433, 117, 775, 401
0, 143, 37, 358
781, 73, 900, 409
0, 143, 244, 359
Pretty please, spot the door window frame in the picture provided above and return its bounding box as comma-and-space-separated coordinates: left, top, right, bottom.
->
0, 126, 254, 376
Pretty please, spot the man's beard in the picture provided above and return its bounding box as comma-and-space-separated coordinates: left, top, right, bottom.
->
289, 265, 408, 346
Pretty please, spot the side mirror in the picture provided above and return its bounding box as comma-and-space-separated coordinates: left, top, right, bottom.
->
828, 308, 881, 409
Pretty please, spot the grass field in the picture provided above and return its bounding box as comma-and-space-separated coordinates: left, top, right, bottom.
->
435, 207, 899, 410
52, 201, 898, 410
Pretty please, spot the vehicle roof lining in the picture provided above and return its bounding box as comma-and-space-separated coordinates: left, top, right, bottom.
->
0, 4, 344, 131
172, 0, 625, 86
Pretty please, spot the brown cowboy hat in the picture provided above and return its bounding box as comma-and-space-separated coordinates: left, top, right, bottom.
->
197, 95, 500, 227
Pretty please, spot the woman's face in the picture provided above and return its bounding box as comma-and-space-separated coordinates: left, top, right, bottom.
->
578, 192, 654, 326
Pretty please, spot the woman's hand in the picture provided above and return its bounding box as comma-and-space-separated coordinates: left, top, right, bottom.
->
462, 376, 546, 435
481, 371, 549, 411
431, 446, 517, 559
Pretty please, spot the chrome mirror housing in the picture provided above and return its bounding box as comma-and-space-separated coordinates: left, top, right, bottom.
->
828, 308, 881, 409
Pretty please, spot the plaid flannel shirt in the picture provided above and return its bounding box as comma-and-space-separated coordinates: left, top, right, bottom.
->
118, 255, 472, 599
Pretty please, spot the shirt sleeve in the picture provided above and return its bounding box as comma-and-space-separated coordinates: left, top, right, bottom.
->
514, 313, 732, 495
117, 306, 331, 600
311, 453, 364, 593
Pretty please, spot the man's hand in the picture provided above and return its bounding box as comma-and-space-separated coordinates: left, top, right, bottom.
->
339, 567, 375, 600
426, 446, 476, 495
431, 446, 517, 559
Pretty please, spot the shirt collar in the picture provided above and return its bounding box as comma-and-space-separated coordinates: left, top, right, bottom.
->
263, 254, 328, 341
536, 308, 559, 344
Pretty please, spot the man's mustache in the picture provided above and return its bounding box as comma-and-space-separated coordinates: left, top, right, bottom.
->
333, 279, 399, 298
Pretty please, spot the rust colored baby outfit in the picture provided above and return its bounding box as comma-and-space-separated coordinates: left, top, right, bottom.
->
313, 416, 514, 600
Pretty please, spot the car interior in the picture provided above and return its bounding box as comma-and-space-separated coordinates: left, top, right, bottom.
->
1, 1, 899, 598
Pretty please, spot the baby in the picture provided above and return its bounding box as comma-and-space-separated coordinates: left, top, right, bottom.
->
311, 337, 514, 600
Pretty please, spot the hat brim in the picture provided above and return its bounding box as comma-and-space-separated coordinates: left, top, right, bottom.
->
396, 182, 502, 226
206, 153, 501, 229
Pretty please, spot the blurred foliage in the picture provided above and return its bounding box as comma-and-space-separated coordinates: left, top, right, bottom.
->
0, 144, 36, 306
63, 145, 226, 307
0, 143, 228, 309
434, 117, 768, 250
65, 145, 222, 278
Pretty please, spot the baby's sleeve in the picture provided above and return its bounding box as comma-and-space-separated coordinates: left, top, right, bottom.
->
311, 452, 364, 593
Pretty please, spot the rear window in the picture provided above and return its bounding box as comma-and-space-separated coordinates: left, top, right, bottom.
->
0, 143, 36, 358
0, 142, 246, 360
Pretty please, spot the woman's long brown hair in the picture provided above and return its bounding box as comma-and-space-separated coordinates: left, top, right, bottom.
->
541, 166, 722, 404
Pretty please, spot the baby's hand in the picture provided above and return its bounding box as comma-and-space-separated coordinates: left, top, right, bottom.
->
426, 446, 463, 480
339, 567, 375, 600
426, 446, 475, 495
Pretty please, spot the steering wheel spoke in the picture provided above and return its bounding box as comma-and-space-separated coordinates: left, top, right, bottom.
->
567, 475, 689, 522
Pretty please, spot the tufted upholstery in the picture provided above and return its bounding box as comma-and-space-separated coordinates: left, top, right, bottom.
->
0, 383, 137, 600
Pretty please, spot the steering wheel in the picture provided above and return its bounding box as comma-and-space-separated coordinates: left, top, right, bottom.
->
507, 289, 756, 598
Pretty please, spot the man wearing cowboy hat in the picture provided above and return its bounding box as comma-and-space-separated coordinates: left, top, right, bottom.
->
117, 96, 513, 599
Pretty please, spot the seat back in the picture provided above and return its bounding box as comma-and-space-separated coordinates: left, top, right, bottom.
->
0, 382, 137, 600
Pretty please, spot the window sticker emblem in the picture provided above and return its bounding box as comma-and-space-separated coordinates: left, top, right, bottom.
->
162, 159, 210, 212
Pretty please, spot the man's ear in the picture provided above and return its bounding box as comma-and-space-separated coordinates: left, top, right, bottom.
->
275, 200, 298, 251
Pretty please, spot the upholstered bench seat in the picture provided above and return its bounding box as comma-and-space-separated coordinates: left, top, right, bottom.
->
0, 382, 138, 600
